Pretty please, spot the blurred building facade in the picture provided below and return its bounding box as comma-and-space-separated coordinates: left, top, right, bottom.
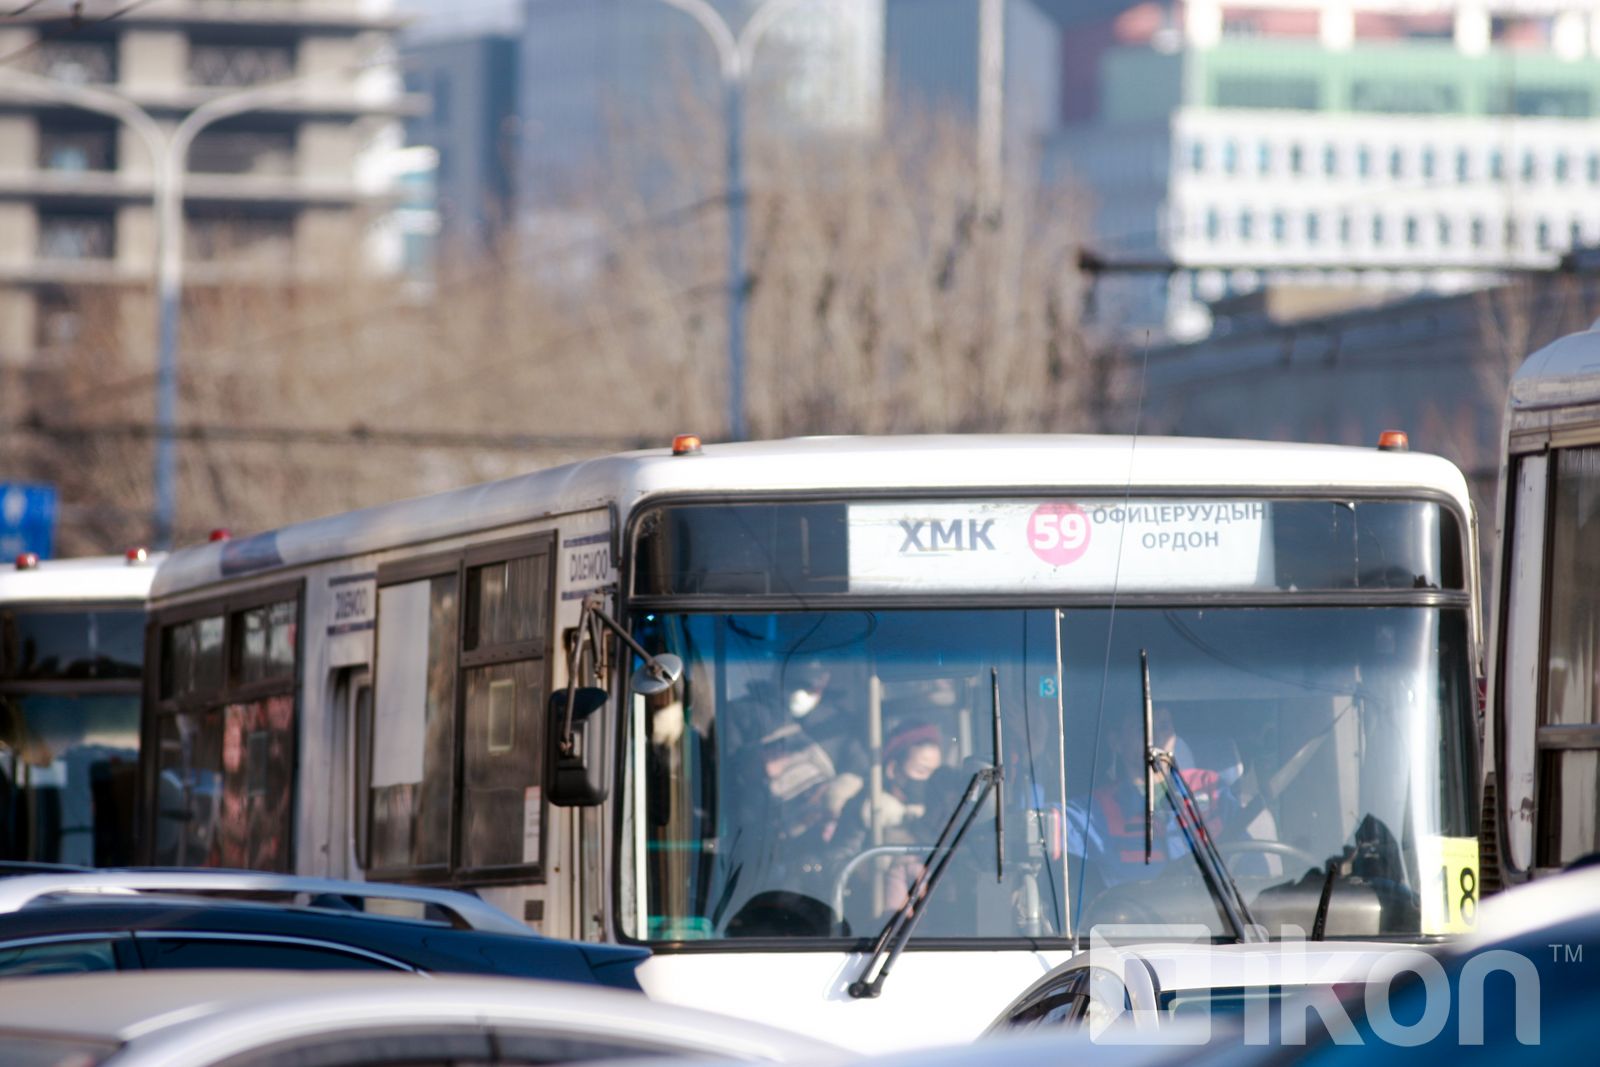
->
0, 0, 409, 367
1052, 0, 1600, 339
402, 32, 517, 255
518, 0, 884, 224
882, 0, 1061, 167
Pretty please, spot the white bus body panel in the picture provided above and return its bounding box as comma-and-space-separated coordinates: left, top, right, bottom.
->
635, 948, 1073, 1053
0, 554, 161, 604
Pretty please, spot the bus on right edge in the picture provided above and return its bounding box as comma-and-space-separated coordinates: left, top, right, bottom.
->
1489, 318, 1600, 884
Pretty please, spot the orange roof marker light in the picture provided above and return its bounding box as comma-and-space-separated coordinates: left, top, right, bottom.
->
1377, 430, 1409, 452
209, 528, 232, 542
671, 434, 703, 456
125, 547, 150, 565
14, 552, 39, 570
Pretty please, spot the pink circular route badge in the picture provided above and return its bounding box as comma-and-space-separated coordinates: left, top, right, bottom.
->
1028, 502, 1091, 566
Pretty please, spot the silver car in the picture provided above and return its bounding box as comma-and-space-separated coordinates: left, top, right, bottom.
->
0, 970, 842, 1066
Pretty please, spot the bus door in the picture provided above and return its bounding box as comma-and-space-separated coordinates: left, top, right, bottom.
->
334, 667, 372, 881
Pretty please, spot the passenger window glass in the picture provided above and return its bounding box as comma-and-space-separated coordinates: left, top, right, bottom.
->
137, 937, 400, 972
1006, 973, 1087, 1030
0, 609, 142, 681
372, 575, 457, 871
1538, 446, 1600, 868
152, 697, 294, 871
152, 710, 223, 866
0, 692, 140, 866
465, 555, 547, 651
234, 601, 296, 687
160, 616, 224, 700
461, 660, 542, 871
0, 938, 121, 976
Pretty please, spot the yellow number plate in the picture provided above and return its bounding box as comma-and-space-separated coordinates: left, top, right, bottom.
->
1420, 835, 1480, 934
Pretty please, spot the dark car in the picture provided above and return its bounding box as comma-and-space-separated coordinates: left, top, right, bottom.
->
0, 870, 646, 989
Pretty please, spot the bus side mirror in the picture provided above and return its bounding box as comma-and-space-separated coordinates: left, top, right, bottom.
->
546, 687, 611, 806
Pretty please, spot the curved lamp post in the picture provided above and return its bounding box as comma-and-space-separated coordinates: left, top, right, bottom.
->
655, 0, 808, 443
0, 70, 320, 547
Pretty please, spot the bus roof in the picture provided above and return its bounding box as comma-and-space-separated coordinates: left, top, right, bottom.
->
150, 434, 1471, 601
0, 553, 163, 605
1509, 319, 1600, 414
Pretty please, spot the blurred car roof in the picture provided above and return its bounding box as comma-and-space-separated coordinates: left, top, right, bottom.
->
0, 970, 841, 1066
992, 939, 1403, 1033
0, 870, 647, 987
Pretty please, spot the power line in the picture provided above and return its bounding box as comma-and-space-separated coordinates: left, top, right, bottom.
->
0, 0, 163, 68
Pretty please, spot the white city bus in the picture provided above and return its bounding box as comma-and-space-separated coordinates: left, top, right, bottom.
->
2, 551, 160, 866
139, 434, 1480, 1050
1487, 320, 1600, 883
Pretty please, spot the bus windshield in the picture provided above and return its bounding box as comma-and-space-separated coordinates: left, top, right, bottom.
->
624, 604, 1475, 945
622, 495, 1476, 946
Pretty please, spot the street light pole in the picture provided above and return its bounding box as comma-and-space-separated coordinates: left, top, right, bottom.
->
655, 0, 807, 443
0, 71, 320, 547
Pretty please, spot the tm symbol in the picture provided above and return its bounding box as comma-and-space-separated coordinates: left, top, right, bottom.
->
1548, 943, 1585, 963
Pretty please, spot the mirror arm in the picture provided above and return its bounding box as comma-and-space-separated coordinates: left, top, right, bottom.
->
558, 592, 674, 756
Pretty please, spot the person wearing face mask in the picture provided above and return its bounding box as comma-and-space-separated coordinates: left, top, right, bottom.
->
779, 658, 869, 783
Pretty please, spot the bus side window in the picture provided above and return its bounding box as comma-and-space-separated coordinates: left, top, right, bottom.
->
370, 536, 554, 882
148, 594, 299, 872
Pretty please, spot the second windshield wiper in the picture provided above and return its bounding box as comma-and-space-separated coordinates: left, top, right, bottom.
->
1141, 649, 1265, 944
846, 763, 999, 999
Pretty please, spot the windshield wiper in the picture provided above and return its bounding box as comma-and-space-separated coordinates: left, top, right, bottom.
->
846, 763, 999, 999
1140, 649, 1265, 944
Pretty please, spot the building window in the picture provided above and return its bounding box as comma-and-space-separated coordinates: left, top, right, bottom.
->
1339, 214, 1352, 244
1471, 218, 1486, 248
1456, 148, 1470, 182
1538, 219, 1552, 251
1306, 212, 1320, 244
1491, 150, 1505, 181
1190, 140, 1206, 173
1571, 219, 1585, 249
1590, 153, 1600, 184
39, 124, 116, 172
34, 287, 84, 351
1505, 218, 1520, 248
1205, 208, 1220, 240
38, 211, 114, 260
189, 127, 295, 176
1372, 215, 1386, 245
1222, 140, 1238, 175
1405, 216, 1420, 246
33, 38, 116, 83
1389, 148, 1404, 179
1257, 142, 1272, 175
1555, 153, 1571, 183
1438, 215, 1452, 247
185, 212, 294, 266
1421, 148, 1435, 180
1522, 151, 1537, 182
1323, 144, 1338, 176
1238, 210, 1254, 241
1358, 146, 1372, 178
1289, 144, 1304, 175
1272, 210, 1287, 243
189, 41, 295, 88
